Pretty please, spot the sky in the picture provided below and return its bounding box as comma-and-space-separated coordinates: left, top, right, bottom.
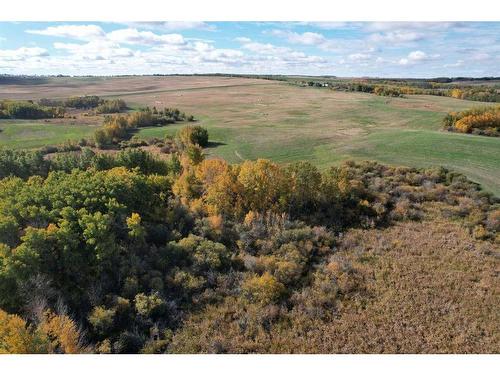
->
0, 22, 498, 77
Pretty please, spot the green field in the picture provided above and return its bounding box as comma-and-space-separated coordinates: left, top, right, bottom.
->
127, 81, 499, 195
1, 76, 499, 195
0, 121, 95, 149
135, 118, 500, 195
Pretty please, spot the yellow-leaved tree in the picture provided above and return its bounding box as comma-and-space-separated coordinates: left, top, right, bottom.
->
237, 159, 290, 214
0, 308, 86, 354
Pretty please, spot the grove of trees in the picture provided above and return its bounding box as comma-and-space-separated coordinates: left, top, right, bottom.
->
0, 100, 65, 120
93, 108, 195, 148
443, 105, 500, 136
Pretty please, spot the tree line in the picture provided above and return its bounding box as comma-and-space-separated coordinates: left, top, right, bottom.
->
0, 100, 65, 120
0, 96, 130, 120
296, 80, 500, 102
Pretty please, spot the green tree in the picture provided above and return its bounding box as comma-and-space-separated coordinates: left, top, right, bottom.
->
178, 125, 209, 147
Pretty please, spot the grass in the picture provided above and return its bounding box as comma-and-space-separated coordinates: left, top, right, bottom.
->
1, 76, 499, 195
130, 84, 500, 195
339, 129, 500, 194
0, 121, 95, 149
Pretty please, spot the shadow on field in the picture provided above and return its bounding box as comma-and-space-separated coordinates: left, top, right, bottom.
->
206, 141, 226, 148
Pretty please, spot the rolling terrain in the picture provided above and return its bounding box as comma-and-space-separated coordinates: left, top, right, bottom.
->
1, 75, 499, 194
0, 75, 499, 354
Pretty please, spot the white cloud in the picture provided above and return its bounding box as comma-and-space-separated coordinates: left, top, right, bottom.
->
27, 24, 105, 41
233, 39, 327, 67
369, 31, 424, 44
198, 49, 244, 64
287, 32, 326, 46
10, 22, 498, 77
470, 52, 490, 61
107, 28, 185, 46
408, 51, 427, 60
26, 25, 189, 47
364, 22, 463, 32
128, 22, 215, 32
270, 30, 338, 51
0, 47, 48, 61
54, 40, 134, 60
234, 37, 252, 43
364, 22, 471, 48
191, 41, 213, 53
159, 22, 215, 31
444, 60, 465, 68
241, 41, 289, 55
348, 53, 371, 62
28, 30, 329, 76
308, 22, 350, 30
399, 50, 430, 65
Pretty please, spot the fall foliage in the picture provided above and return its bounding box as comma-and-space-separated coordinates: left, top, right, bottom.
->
443, 105, 500, 136
0, 127, 498, 353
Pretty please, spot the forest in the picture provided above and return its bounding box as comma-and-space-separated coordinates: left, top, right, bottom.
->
0, 123, 499, 353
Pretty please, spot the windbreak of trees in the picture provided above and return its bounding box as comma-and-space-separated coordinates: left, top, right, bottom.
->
323, 82, 414, 97
0, 96, 130, 120
177, 125, 208, 147
443, 105, 500, 136
149, 106, 193, 122
38, 96, 101, 109
173, 158, 376, 230
39, 96, 127, 113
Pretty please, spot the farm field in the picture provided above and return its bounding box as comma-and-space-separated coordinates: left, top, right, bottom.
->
0, 75, 271, 100
1, 75, 499, 195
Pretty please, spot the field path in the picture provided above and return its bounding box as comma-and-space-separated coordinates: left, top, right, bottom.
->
234, 150, 245, 161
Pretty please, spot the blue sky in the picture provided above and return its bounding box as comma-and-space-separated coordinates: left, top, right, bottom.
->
0, 22, 498, 77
